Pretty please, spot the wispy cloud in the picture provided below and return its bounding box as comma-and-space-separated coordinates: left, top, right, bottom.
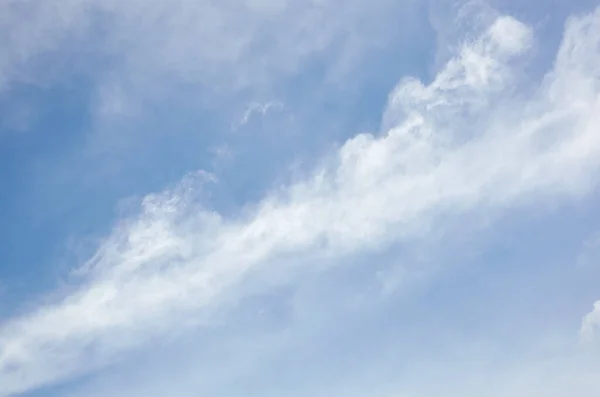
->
577, 231, 600, 269
0, 0, 413, 96
581, 301, 600, 345
2, 0, 420, 205
2, 5, 600, 396
235, 101, 284, 129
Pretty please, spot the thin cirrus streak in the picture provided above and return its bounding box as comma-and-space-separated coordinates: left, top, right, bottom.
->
2, 6, 600, 397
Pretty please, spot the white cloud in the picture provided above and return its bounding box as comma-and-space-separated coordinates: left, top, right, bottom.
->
2, 5, 600, 397
577, 231, 600, 268
235, 101, 284, 129
581, 301, 600, 344
0, 0, 412, 96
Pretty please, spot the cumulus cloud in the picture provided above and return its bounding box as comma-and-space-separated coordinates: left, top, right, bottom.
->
2, 5, 600, 397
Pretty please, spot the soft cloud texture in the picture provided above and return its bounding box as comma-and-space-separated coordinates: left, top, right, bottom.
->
0, 0, 415, 97
581, 301, 600, 344
2, 5, 600, 396
236, 101, 284, 129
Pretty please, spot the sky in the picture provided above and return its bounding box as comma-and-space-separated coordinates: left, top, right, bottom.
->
1, 0, 600, 396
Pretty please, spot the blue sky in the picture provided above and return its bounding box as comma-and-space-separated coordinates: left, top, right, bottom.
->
1, 0, 600, 396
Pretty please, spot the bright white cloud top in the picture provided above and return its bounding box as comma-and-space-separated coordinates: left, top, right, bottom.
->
1, 2, 600, 397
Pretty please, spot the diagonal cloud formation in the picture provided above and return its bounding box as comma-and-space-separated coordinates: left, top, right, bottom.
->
2, 7, 600, 397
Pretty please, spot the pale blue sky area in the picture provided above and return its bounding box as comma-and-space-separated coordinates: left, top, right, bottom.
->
1, 1, 600, 397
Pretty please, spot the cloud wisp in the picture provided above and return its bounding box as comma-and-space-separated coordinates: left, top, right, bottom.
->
0, 0, 412, 98
235, 101, 284, 130
581, 301, 600, 345
1, 6, 600, 397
